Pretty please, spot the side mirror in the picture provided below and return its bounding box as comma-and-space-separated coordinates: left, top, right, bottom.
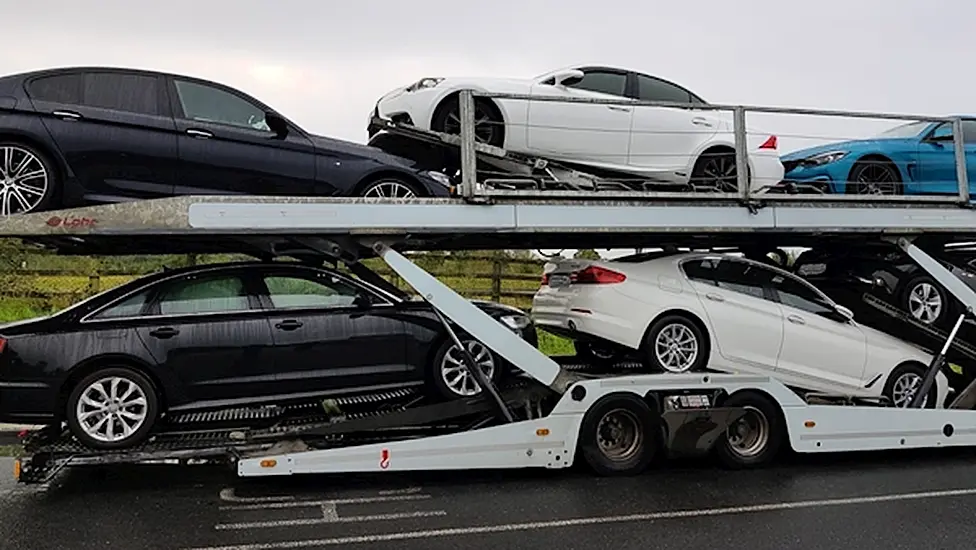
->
553, 69, 585, 87
834, 304, 854, 321
265, 111, 289, 138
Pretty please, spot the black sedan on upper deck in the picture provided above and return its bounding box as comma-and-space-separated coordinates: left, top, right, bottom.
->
0, 66, 452, 216
0, 261, 536, 450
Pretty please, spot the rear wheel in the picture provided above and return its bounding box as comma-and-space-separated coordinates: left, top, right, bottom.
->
64, 367, 160, 450
642, 314, 708, 373
901, 274, 949, 327
577, 393, 661, 476
715, 391, 785, 469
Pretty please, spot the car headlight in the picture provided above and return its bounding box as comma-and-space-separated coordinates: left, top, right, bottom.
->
405, 77, 444, 92
424, 170, 452, 187
804, 150, 848, 166
500, 314, 531, 331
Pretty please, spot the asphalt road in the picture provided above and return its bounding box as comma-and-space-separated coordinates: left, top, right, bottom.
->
2, 450, 976, 550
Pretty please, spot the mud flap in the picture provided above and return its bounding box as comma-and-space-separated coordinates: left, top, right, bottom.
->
661, 407, 748, 456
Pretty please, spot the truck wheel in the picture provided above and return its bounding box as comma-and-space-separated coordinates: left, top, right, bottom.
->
577, 393, 661, 476
715, 391, 785, 469
65, 367, 160, 450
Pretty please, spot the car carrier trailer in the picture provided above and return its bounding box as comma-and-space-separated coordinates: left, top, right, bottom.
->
4, 190, 976, 484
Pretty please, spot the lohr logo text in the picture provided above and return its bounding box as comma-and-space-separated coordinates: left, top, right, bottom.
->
46, 215, 97, 228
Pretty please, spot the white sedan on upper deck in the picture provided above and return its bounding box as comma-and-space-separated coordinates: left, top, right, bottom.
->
531, 251, 949, 408
368, 65, 785, 192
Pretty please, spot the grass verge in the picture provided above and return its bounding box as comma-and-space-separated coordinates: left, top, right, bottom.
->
0, 445, 22, 458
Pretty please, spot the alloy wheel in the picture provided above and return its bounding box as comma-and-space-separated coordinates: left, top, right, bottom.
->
74, 376, 150, 443
363, 180, 417, 199
0, 145, 49, 215
890, 372, 927, 408
654, 323, 700, 373
907, 282, 942, 324
440, 340, 496, 396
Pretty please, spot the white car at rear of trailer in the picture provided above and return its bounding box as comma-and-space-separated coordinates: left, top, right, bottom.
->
531, 251, 949, 408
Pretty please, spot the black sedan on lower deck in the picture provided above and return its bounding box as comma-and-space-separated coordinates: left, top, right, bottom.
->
0, 261, 536, 450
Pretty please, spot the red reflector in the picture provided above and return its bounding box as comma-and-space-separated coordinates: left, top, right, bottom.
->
0, 338, 6, 353
574, 265, 626, 284
541, 273, 550, 285
759, 135, 778, 150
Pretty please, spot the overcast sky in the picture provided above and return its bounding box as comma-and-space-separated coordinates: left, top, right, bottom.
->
3, 0, 971, 153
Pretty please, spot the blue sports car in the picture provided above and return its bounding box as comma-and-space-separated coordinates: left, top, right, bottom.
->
780, 118, 976, 196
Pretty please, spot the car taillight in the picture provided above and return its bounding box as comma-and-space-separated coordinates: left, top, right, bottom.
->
0, 338, 6, 353
759, 135, 778, 150
574, 266, 626, 284
541, 273, 550, 285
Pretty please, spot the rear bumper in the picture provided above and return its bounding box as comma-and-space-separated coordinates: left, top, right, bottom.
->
0, 383, 57, 425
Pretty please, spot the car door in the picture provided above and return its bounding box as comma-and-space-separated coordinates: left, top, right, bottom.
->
768, 271, 868, 390
166, 76, 324, 196
129, 270, 277, 405
253, 268, 413, 396
526, 67, 632, 171
24, 69, 178, 201
681, 257, 784, 372
629, 74, 719, 177
916, 121, 976, 195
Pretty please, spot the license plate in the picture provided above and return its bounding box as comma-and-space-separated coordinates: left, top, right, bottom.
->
549, 274, 571, 287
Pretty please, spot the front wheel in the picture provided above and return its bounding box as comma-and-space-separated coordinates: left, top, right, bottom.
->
846, 159, 903, 195
359, 177, 422, 199
430, 338, 502, 400
431, 96, 505, 147
901, 275, 949, 327
883, 363, 937, 408
65, 367, 160, 450
0, 142, 57, 216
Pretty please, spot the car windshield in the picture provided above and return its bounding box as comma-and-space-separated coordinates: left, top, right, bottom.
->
875, 121, 930, 138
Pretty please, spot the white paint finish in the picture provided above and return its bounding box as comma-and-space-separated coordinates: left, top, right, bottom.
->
215, 510, 447, 530
220, 493, 431, 511
374, 66, 785, 187
531, 251, 948, 403
183, 487, 976, 550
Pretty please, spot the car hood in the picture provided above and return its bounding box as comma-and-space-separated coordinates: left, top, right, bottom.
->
780, 138, 914, 161
306, 133, 419, 169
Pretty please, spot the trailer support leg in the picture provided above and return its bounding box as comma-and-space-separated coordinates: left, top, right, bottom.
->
910, 312, 965, 408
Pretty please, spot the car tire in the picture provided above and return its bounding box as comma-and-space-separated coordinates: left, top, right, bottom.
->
575, 341, 624, 366
642, 314, 709, 374
430, 338, 503, 400
883, 363, 938, 409
845, 157, 903, 196
359, 177, 422, 199
900, 274, 949, 327
65, 367, 160, 450
577, 393, 661, 476
715, 391, 785, 469
0, 141, 58, 216
431, 95, 505, 148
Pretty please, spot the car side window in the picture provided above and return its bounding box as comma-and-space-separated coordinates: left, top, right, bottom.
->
636, 74, 692, 104
172, 79, 270, 131
566, 70, 627, 97
262, 274, 364, 309
680, 258, 719, 285
770, 273, 836, 317
81, 72, 159, 115
156, 275, 251, 315
91, 289, 153, 320
27, 74, 83, 104
711, 259, 773, 300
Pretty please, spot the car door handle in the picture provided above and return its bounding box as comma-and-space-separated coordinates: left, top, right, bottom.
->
787, 314, 806, 325
275, 319, 303, 331
691, 116, 712, 126
607, 105, 631, 112
186, 128, 213, 139
148, 327, 179, 339
705, 293, 725, 302
52, 110, 81, 121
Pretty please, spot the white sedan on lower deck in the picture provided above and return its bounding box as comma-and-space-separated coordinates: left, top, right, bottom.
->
369, 65, 784, 192
531, 251, 948, 408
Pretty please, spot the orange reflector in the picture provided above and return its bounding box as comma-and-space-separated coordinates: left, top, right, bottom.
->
12, 459, 20, 480
260, 459, 277, 468
536, 428, 550, 436
804, 421, 816, 428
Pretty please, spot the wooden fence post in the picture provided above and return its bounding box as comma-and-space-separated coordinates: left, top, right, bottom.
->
87, 273, 101, 296
491, 256, 503, 302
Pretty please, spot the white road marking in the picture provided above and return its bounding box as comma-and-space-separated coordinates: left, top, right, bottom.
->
219, 493, 431, 511
186, 486, 976, 550
219, 488, 296, 504
215, 510, 448, 530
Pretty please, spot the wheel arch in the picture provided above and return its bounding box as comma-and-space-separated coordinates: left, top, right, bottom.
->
687, 143, 754, 184
57, 354, 165, 420
430, 90, 507, 144
352, 168, 428, 197
845, 153, 906, 186
640, 307, 712, 355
